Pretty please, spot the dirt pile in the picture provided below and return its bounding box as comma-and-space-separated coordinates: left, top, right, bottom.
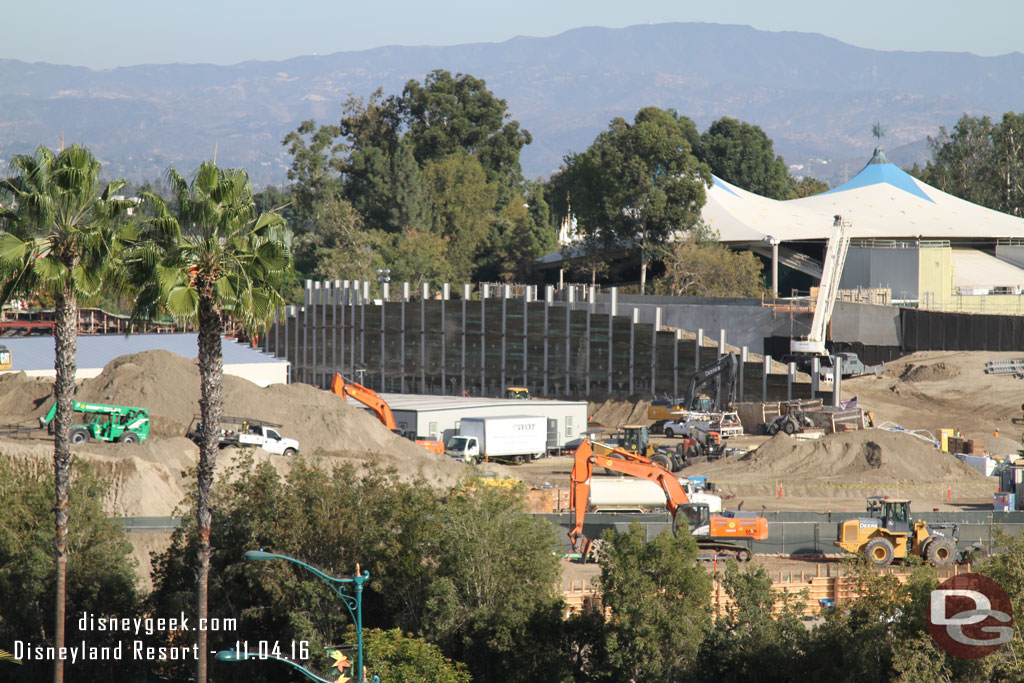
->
898, 361, 959, 383
74, 350, 469, 481
588, 397, 652, 429
0, 372, 54, 423
691, 429, 992, 501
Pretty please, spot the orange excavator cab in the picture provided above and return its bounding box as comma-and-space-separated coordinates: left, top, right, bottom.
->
330, 373, 444, 453
568, 438, 766, 561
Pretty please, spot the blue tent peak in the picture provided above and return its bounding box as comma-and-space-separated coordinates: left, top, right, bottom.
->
824, 147, 934, 203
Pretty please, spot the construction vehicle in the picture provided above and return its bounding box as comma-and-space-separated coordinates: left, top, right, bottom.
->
40, 401, 150, 444
649, 353, 740, 434
187, 415, 299, 456
760, 410, 813, 436
834, 496, 960, 567
330, 373, 445, 453
505, 386, 531, 400
790, 215, 851, 356
446, 416, 547, 464
598, 425, 690, 471
0, 346, 10, 371
569, 438, 768, 562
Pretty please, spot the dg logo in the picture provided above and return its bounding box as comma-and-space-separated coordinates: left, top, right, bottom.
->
928, 573, 1014, 658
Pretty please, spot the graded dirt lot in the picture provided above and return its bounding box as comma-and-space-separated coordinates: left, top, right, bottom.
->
2, 348, 1020, 588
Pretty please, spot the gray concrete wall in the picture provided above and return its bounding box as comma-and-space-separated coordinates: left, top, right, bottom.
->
996, 244, 1024, 269
840, 246, 919, 300
831, 301, 902, 346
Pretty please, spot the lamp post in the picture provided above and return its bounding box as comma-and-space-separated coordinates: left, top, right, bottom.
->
225, 550, 378, 683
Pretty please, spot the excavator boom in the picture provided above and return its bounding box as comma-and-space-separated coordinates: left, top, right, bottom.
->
569, 438, 767, 556
330, 373, 397, 430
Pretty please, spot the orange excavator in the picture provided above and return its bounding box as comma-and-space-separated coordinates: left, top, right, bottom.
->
569, 438, 768, 562
330, 373, 445, 454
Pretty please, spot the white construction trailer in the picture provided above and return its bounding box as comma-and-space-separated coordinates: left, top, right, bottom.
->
380, 393, 589, 452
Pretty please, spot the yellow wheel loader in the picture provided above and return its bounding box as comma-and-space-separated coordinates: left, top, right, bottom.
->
834, 497, 959, 567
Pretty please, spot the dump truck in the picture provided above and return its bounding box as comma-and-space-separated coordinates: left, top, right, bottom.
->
834, 496, 960, 566
446, 416, 547, 464
40, 401, 150, 444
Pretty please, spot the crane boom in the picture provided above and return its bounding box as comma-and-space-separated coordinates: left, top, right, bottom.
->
792, 215, 852, 355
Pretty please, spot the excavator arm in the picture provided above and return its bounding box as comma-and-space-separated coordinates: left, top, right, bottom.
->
681, 353, 738, 412
568, 438, 768, 555
330, 373, 397, 430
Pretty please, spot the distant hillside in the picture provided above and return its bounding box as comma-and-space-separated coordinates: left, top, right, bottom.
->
2, 22, 1022, 187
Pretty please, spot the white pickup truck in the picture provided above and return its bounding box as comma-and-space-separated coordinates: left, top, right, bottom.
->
187, 416, 300, 456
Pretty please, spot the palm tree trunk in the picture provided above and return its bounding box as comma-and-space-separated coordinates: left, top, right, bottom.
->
52, 283, 77, 683
195, 283, 223, 683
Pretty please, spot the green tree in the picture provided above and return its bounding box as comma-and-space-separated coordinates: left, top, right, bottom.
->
0, 144, 131, 682
390, 226, 454, 290
0, 459, 140, 681
599, 524, 711, 682
364, 628, 471, 683
655, 225, 766, 297
282, 119, 344, 233
423, 152, 497, 281
918, 115, 1000, 209
695, 562, 809, 682
789, 175, 829, 198
553, 107, 711, 293
698, 117, 792, 199
128, 162, 290, 683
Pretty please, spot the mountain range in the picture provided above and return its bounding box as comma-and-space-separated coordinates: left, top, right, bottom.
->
3, 22, 1023, 188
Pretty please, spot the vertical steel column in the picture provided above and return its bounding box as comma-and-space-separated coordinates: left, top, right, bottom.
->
695, 328, 704, 369
481, 284, 489, 395
350, 281, 358, 377
313, 281, 321, 386
565, 287, 573, 395
333, 280, 340, 374
401, 283, 409, 394
719, 329, 727, 358
740, 346, 748, 401
833, 357, 843, 407
652, 308, 661, 394
787, 362, 795, 401
586, 286, 595, 395
462, 284, 470, 394
522, 288, 529, 388
420, 283, 428, 393
608, 287, 617, 393
673, 330, 682, 398
502, 285, 509, 394
811, 356, 819, 399
763, 355, 772, 402
320, 280, 328, 384
442, 283, 450, 394
380, 283, 387, 391
360, 281, 368, 373
629, 308, 638, 394
543, 285, 552, 397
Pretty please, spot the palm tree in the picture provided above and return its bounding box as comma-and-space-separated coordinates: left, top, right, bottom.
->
0, 144, 131, 683
128, 161, 290, 682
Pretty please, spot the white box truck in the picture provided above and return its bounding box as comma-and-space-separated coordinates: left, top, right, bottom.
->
446, 416, 547, 464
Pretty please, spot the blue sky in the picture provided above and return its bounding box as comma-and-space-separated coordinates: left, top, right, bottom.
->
5, 0, 1022, 69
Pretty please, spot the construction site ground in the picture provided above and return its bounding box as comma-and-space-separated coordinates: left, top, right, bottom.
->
1, 348, 1021, 591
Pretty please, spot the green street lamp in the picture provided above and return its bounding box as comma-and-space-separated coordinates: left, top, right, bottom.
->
227, 550, 379, 683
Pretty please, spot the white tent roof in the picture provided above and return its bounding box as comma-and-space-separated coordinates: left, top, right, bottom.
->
704, 149, 1024, 243
952, 248, 1024, 289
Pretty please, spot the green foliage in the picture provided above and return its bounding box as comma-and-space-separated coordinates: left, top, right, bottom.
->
283, 70, 545, 286
789, 175, 830, 198
695, 562, 809, 682
654, 225, 766, 297
0, 459, 140, 680
363, 628, 470, 683
698, 117, 792, 199
598, 524, 711, 682
551, 107, 712, 292
128, 161, 292, 332
917, 112, 1024, 217
148, 457, 567, 683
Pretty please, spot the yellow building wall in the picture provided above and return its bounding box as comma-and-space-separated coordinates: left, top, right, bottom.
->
918, 246, 1024, 314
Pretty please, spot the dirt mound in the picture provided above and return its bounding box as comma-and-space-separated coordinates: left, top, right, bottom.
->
76, 350, 470, 482
707, 429, 989, 485
899, 362, 959, 383
0, 372, 54, 423
588, 397, 652, 429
